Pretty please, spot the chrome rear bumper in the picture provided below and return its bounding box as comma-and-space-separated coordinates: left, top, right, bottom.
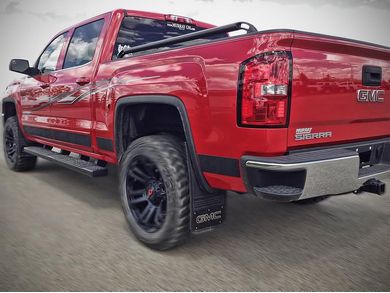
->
241, 139, 390, 201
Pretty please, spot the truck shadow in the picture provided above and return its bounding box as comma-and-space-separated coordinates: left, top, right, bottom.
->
176, 193, 388, 269
30, 159, 121, 210
22, 158, 389, 270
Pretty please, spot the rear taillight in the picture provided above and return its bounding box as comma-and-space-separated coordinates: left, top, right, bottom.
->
238, 51, 290, 127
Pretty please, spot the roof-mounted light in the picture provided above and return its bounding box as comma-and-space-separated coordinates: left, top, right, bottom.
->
164, 14, 195, 25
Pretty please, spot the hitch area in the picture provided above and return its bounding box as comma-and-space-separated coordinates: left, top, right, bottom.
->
355, 179, 386, 195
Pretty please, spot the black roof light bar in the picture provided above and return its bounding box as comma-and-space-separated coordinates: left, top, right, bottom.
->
117, 22, 258, 58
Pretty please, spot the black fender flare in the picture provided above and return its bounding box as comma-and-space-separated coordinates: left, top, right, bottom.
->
114, 95, 213, 193
1, 96, 16, 124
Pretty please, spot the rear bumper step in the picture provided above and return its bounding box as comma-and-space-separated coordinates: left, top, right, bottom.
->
241, 139, 390, 201
254, 185, 303, 201
23, 146, 108, 177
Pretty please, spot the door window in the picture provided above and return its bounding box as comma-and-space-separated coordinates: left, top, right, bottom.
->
63, 19, 104, 69
37, 33, 67, 73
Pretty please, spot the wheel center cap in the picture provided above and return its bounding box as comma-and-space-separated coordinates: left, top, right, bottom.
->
146, 186, 155, 198
145, 180, 164, 204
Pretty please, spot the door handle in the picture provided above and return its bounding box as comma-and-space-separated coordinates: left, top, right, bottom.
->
76, 77, 90, 86
39, 83, 50, 89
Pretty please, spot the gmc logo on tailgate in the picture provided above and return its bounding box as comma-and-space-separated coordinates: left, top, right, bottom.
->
357, 89, 385, 103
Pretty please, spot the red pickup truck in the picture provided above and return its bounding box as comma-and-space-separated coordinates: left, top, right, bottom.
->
2, 9, 390, 250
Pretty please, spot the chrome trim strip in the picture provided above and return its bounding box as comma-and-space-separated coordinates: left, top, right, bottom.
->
245, 155, 359, 170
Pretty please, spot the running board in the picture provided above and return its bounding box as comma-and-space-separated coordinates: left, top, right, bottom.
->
23, 146, 108, 177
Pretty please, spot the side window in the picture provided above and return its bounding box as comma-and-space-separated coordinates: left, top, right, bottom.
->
63, 19, 104, 69
37, 33, 67, 73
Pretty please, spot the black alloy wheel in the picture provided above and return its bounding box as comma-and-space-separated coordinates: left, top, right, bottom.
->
126, 156, 167, 232
119, 135, 190, 250
4, 124, 17, 164
3, 116, 37, 171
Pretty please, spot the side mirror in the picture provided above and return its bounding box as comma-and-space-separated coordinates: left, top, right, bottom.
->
9, 59, 40, 76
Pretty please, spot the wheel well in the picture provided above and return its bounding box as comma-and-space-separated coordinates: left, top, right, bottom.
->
116, 103, 185, 156
2, 100, 16, 123
115, 96, 214, 193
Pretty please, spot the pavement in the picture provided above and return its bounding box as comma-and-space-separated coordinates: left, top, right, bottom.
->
0, 130, 389, 291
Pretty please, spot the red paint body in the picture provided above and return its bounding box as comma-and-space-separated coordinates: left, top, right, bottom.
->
4, 9, 390, 192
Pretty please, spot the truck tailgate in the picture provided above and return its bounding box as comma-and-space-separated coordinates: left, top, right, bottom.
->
288, 32, 390, 149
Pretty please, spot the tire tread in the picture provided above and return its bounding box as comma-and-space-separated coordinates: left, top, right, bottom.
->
3, 116, 36, 171
120, 134, 190, 250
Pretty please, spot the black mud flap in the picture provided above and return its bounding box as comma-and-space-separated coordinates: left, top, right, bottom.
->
191, 192, 226, 232
185, 144, 226, 232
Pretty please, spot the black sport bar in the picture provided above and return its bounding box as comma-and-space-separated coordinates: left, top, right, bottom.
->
117, 22, 258, 58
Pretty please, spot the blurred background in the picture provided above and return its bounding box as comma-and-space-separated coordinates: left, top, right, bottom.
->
0, 0, 389, 291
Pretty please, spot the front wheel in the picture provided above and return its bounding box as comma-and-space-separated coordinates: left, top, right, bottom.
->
3, 116, 37, 171
119, 135, 190, 250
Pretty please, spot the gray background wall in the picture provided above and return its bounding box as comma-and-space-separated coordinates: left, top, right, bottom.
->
0, 0, 389, 95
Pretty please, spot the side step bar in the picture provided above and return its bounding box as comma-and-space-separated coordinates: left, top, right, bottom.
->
23, 146, 108, 177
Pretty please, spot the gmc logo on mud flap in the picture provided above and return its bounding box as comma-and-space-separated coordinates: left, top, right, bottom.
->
357, 89, 385, 103
196, 211, 222, 224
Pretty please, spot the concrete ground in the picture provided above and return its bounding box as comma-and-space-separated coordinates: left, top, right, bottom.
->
0, 133, 389, 291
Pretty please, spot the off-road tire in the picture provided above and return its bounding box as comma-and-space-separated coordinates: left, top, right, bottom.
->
3, 116, 37, 171
119, 135, 190, 250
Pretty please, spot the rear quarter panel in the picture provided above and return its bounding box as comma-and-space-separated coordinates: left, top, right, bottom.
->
97, 32, 294, 191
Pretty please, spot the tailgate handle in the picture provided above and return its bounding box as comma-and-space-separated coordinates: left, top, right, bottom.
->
362, 65, 382, 86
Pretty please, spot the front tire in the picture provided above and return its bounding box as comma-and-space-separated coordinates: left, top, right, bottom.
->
119, 135, 190, 250
3, 116, 37, 171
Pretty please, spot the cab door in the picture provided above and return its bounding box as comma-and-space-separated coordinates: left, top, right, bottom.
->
20, 33, 67, 130
47, 18, 105, 152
